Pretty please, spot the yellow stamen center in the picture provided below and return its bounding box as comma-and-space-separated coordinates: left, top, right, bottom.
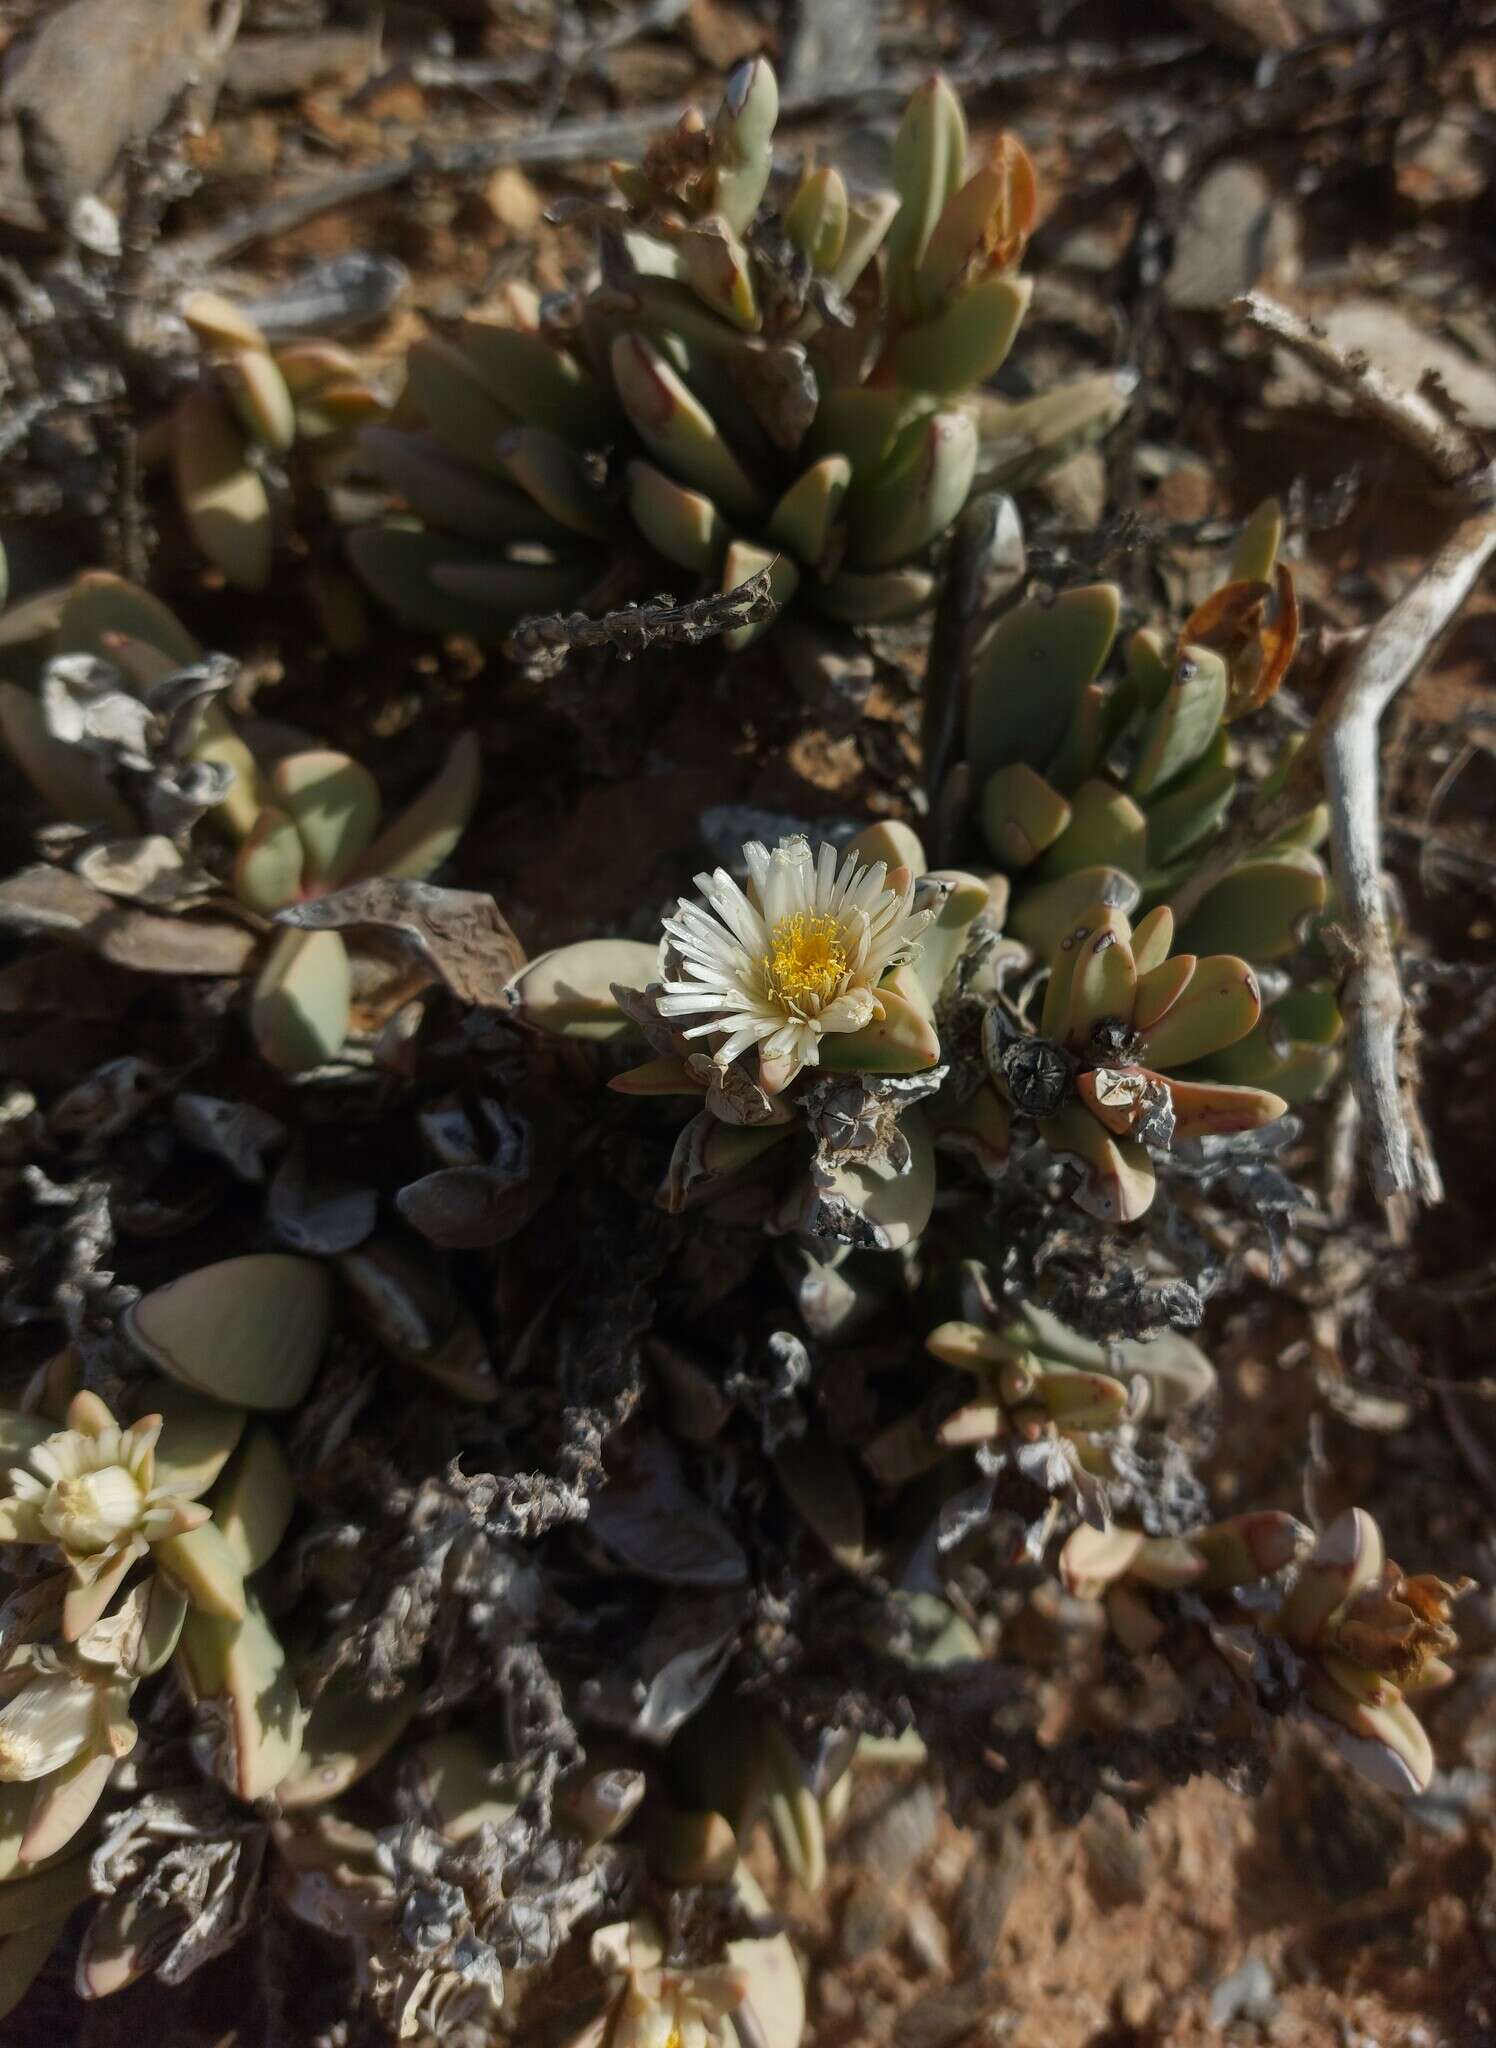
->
764, 912, 847, 1007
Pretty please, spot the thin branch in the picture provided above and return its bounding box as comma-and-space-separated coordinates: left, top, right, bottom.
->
1234, 291, 1496, 501
1320, 507, 1496, 1202
502, 570, 778, 680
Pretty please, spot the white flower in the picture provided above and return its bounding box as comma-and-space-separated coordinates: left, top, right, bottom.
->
658, 836, 931, 1092
0, 1665, 100, 1782
0, 1392, 209, 1641
0, 1652, 135, 1785
586, 1919, 747, 2048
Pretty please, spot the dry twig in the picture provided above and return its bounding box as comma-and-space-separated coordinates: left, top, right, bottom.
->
1172, 297, 1496, 1205
503, 571, 779, 681
154, 38, 1203, 272
1320, 508, 1496, 1203
1235, 291, 1494, 502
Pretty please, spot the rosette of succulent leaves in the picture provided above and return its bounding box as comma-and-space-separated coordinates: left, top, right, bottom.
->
926, 490, 1343, 1185
345, 61, 1134, 665
1062, 1505, 1471, 1798
0, 572, 480, 1074
149, 289, 388, 621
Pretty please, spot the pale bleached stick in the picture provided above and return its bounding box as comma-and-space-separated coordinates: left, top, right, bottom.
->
1320, 507, 1496, 1201
1172, 297, 1496, 1203
1235, 291, 1493, 500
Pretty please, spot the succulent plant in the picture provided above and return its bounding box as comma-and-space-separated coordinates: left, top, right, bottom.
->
0, 1392, 213, 1639
347, 64, 1127, 658
1062, 1505, 1469, 1796
152, 292, 387, 597
0, 1377, 300, 1886
1272, 1508, 1469, 1795
0, 572, 481, 1072
506, 827, 993, 1249
665, 1700, 833, 1895
929, 497, 1338, 1021
1061, 1508, 1313, 1651
986, 898, 1287, 1221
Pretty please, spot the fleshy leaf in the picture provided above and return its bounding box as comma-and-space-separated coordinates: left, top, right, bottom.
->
506, 939, 660, 1039
250, 927, 353, 1074
172, 388, 273, 593
177, 1589, 307, 1802
125, 1253, 335, 1411
965, 584, 1121, 784
1133, 954, 1261, 1070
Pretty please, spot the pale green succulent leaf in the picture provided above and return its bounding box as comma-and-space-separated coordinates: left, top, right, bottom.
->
766, 456, 851, 566
1144, 760, 1237, 867
176, 1589, 307, 1802
149, 1385, 249, 1499
359, 428, 569, 545
1063, 907, 1136, 1051
885, 73, 968, 313
351, 730, 481, 883
972, 369, 1136, 492
251, 926, 353, 1074
610, 334, 764, 523
1176, 849, 1328, 963
784, 166, 849, 271
675, 216, 760, 331
276, 1682, 417, 1810
893, 275, 1031, 396
404, 334, 517, 470
980, 762, 1072, 869
707, 57, 779, 235
56, 571, 199, 667
829, 190, 900, 296
458, 322, 615, 445
233, 805, 304, 913
1230, 496, 1283, 583
125, 1252, 335, 1411
153, 1519, 248, 1622
1038, 779, 1148, 881
1134, 953, 1262, 1070
1129, 646, 1229, 800
805, 385, 937, 484
626, 460, 729, 573
847, 410, 977, 571
815, 977, 940, 1075
172, 388, 273, 593
1009, 863, 1139, 959
506, 938, 659, 1039
495, 425, 611, 540
211, 1425, 296, 1577
219, 348, 296, 458
964, 584, 1121, 786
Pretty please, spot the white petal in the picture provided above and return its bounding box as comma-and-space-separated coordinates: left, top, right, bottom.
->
0, 1670, 98, 1782
820, 987, 877, 1033
698, 872, 767, 954
815, 839, 838, 906
742, 841, 771, 906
